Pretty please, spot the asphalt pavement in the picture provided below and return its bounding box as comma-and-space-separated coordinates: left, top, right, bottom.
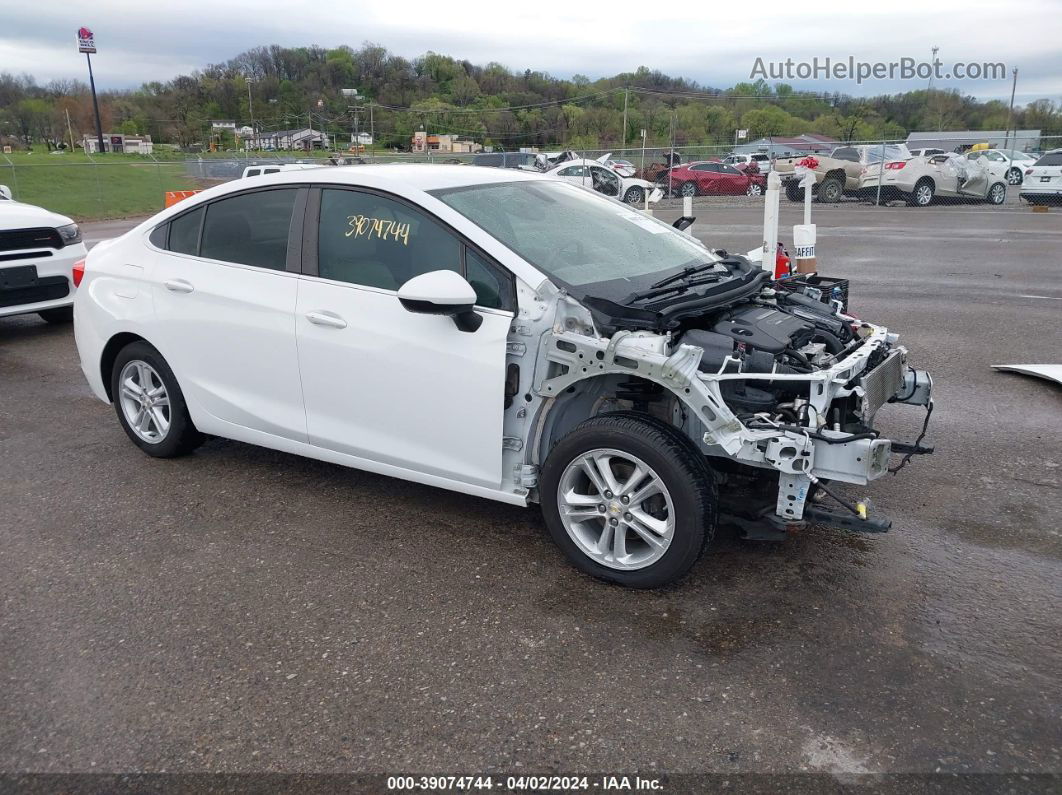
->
1, 200, 1060, 784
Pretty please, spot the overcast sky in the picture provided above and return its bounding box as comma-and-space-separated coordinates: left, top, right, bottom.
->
2, 0, 1060, 104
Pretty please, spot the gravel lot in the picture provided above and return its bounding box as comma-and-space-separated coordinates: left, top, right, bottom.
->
1, 200, 1060, 784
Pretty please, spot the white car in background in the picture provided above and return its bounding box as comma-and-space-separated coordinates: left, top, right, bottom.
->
241, 163, 324, 179
965, 149, 1038, 185
1019, 149, 1062, 205
546, 159, 662, 205
0, 185, 87, 323
863, 152, 1008, 206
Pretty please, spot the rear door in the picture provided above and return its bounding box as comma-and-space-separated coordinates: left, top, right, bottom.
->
294, 187, 514, 489
149, 187, 307, 441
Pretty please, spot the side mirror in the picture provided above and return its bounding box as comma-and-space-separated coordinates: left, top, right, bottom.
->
397, 270, 482, 332
0, 185, 11, 200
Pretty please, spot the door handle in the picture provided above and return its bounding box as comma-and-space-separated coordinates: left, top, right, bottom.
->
163, 279, 194, 294
306, 311, 347, 329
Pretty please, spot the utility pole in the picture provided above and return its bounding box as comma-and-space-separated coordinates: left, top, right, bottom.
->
369, 101, 375, 159
1003, 68, 1018, 155
246, 76, 255, 150
621, 87, 629, 150
65, 108, 76, 152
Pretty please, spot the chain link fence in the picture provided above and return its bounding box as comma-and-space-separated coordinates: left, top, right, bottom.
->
2, 134, 1058, 220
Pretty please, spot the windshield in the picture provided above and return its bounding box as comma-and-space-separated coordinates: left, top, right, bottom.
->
431, 180, 719, 299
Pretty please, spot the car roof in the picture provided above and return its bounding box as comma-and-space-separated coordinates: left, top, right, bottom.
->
253, 163, 549, 192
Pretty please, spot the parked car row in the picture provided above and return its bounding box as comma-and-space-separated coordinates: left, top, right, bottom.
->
774, 144, 1010, 207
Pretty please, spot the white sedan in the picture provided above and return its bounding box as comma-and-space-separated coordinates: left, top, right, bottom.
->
74, 165, 932, 587
0, 185, 88, 323
546, 159, 662, 205
965, 149, 1038, 185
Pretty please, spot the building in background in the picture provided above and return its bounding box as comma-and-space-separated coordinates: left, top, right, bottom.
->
244, 128, 330, 151
81, 133, 154, 154
906, 130, 1042, 153
733, 134, 839, 158
411, 131, 482, 153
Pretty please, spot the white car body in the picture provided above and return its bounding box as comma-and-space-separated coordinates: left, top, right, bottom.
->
73, 165, 932, 586
966, 149, 1038, 186
546, 159, 661, 204
0, 189, 87, 320
1019, 149, 1062, 203
862, 153, 1008, 206
723, 153, 772, 174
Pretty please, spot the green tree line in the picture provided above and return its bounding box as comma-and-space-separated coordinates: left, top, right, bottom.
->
2, 43, 1059, 152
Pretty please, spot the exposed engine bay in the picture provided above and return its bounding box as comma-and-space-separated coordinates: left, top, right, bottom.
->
503, 254, 934, 535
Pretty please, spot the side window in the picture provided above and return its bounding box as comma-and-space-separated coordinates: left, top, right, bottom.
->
465, 248, 513, 311
318, 189, 461, 291
558, 165, 586, 177
168, 206, 204, 256
200, 188, 297, 270
245, 168, 261, 177
264, 167, 280, 174
833, 148, 859, 162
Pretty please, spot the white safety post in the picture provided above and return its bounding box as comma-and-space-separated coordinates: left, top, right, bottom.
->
793, 167, 817, 274
760, 171, 781, 274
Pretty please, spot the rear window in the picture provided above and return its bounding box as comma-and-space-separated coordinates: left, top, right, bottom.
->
473, 154, 503, 167
1034, 153, 1062, 166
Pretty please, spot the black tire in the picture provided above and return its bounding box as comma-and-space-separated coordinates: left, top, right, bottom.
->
785, 181, 803, 202
624, 186, 644, 205
1006, 167, 1023, 186
817, 175, 843, 203
908, 178, 935, 207
987, 182, 1007, 205
540, 413, 717, 588
110, 340, 204, 458
38, 306, 73, 324
679, 181, 698, 198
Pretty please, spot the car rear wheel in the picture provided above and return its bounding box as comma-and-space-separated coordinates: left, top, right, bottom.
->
785, 181, 803, 202
1006, 167, 1023, 185
623, 186, 644, 205
987, 182, 1007, 205
908, 179, 935, 207
817, 176, 843, 203
680, 181, 697, 199
540, 413, 717, 588
38, 306, 73, 324
746, 183, 763, 196
110, 341, 204, 458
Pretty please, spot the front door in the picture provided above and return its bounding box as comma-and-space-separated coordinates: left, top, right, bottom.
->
295, 187, 513, 490
149, 187, 307, 441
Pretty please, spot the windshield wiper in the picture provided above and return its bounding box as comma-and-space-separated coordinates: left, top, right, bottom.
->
626, 273, 724, 304
648, 262, 718, 290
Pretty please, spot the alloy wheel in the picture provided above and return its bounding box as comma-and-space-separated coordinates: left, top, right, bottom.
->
557, 448, 675, 571
118, 360, 171, 443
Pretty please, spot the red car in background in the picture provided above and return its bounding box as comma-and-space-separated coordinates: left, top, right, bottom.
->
658, 161, 767, 197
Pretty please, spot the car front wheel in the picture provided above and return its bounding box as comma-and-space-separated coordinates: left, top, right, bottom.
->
624, 186, 644, 205
987, 182, 1007, 205
540, 414, 717, 588
817, 176, 843, 203
746, 182, 763, 196
110, 340, 204, 458
680, 181, 697, 198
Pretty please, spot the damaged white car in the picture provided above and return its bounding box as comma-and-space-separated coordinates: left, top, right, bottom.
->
73, 165, 933, 587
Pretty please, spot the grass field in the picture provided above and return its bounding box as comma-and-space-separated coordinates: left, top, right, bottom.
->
2, 154, 203, 221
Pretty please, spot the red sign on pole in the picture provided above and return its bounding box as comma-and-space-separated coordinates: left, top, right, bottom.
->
77, 27, 96, 54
